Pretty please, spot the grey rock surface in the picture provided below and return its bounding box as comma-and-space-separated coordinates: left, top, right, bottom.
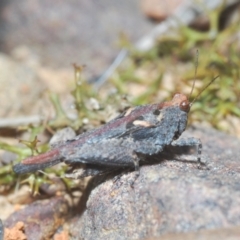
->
151, 226, 240, 240
69, 127, 240, 239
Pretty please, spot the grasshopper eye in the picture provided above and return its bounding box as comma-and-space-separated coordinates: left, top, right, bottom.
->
180, 100, 190, 112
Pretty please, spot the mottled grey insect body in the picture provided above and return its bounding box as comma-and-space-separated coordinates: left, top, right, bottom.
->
62, 106, 188, 166
13, 93, 202, 178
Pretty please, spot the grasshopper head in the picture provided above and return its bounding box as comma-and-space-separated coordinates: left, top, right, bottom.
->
171, 93, 190, 113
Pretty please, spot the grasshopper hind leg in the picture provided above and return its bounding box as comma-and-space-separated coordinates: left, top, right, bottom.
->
171, 137, 205, 167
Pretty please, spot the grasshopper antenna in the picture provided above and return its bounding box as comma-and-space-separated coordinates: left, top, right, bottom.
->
190, 75, 219, 107
188, 49, 199, 101
188, 50, 219, 107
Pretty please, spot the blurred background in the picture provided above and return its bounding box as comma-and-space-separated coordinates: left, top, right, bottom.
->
0, 0, 240, 238
0, 0, 239, 126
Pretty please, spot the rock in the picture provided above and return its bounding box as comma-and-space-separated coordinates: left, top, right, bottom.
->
151, 226, 240, 240
3, 222, 27, 240
4, 197, 69, 240
68, 127, 240, 239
